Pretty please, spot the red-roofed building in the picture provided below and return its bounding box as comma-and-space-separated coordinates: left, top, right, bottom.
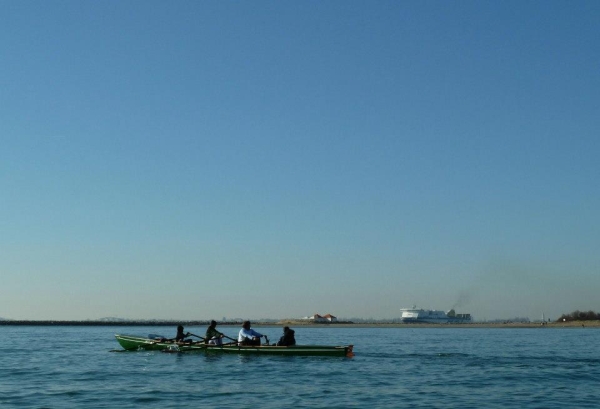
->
306, 314, 327, 322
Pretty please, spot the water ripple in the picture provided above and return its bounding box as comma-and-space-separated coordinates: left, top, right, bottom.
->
1, 326, 600, 408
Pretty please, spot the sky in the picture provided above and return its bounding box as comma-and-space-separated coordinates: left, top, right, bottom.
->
1, 1, 599, 321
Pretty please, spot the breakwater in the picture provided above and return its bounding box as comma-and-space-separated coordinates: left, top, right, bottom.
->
0, 320, 215, 326
0, 320, 353, 326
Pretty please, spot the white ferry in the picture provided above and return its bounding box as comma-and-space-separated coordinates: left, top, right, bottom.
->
400, 306, 472, 323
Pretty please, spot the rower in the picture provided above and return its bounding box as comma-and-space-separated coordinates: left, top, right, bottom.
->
276, 326, 296, 346
238, 321, 266, 346
205, 320, 225, 345
175, 325, 191, 343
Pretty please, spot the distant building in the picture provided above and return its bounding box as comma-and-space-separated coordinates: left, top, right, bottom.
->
305, 314, 327, 322
303, 313, 337, 322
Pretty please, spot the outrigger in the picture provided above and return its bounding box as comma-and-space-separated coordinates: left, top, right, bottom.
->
114, 334, 354, 357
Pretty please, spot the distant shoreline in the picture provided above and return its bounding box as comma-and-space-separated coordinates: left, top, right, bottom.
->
1, 320, 598, 328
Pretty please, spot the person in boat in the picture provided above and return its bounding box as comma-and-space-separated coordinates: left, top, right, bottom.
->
205, 320, 225, 345
276, 326, 296, 346
238, 321, 265, 346
175, 325, 191, 342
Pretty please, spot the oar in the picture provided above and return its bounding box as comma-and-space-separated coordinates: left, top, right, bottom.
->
148, 334, 182, 344
188, 332, 206, 342
147, 334, 169, 345
222, 334, 238, 342
196, 332, 238, 344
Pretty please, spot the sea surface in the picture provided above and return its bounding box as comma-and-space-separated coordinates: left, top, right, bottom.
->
1, 325, 599, 408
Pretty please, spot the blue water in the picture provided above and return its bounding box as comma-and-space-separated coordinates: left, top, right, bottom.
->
1, 326, 599, 408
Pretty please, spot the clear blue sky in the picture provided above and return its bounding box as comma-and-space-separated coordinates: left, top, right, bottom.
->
1, 1, 598, 321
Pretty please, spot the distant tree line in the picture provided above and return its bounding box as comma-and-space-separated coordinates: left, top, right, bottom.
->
485, 317, 530, 324
557, 310, 600, 322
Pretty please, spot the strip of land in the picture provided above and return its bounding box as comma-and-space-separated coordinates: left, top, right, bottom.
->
278, 320, 599, 328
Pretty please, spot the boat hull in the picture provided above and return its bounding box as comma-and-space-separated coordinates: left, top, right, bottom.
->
114, 335, 354, 357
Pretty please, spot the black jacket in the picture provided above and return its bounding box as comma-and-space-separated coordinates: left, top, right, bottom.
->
277, 329, 296, 346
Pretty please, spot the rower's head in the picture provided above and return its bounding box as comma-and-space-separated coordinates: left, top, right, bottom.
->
177, 325, 184, 332
210, 320, 217, 328
242, 320, 251, 329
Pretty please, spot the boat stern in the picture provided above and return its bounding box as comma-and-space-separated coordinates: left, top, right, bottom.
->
346, 345, 355, 357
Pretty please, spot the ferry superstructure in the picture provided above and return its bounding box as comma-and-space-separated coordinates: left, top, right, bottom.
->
400, 306, 472, 323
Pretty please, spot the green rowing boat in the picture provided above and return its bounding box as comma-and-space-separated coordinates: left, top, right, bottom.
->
115, 334, 354, 357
